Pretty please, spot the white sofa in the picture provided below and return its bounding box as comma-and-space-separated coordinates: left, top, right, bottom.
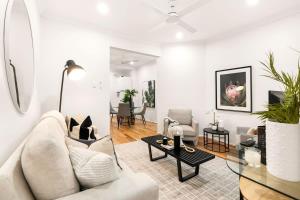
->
0, 111, 159, 200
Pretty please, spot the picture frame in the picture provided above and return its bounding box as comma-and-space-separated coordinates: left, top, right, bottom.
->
142, 80, 155, 108
215, 66, 252, 113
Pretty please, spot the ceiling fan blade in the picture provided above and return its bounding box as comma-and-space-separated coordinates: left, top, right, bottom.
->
149, 21, 167, 33
178, 0, 212, 17
140, 0, 168, 17
177, 20, 197, 33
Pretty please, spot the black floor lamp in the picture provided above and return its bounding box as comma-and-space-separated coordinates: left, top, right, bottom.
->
59, 60, 86, 112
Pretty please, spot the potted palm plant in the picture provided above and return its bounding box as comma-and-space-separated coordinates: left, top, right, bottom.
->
256, 52, 300, 182
121, 89, 138, 108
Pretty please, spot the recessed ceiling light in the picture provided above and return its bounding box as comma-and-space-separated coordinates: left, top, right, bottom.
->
176, 32, 184, 40
246, 0, 259, 6
129, 61, 135, 65
97, 2, 110, 15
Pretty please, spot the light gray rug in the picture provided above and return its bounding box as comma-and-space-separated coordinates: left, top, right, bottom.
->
115, 141, 239, 200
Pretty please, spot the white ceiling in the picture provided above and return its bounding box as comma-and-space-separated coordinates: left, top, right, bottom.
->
38, 0, 300, 43
110, 48, 158, 76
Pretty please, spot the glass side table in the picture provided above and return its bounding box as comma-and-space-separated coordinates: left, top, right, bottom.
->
226, 147, 300, 200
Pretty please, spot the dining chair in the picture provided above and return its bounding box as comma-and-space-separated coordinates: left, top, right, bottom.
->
110, 102, 118, 121
117, 103, 131, 129
134, 103, 147, 125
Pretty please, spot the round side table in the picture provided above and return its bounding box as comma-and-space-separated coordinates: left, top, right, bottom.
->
203, 128, 230, 153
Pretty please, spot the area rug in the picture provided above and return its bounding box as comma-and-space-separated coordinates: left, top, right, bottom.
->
115, 141, 239, 200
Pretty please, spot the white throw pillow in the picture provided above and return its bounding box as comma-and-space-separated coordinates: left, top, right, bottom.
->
69, 147, 119, 188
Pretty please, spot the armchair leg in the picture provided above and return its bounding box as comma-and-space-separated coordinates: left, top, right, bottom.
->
142, 115, 146, 126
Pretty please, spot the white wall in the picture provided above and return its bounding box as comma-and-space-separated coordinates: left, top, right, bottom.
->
110, 73, 133, 107
157, 43, 205, 132
131, 61, 158, 123
0, 0, 41, 165
38, 17, 161, 135
203, 13, 300, 144
156, 14, 300, 144
38, 18, 110, 135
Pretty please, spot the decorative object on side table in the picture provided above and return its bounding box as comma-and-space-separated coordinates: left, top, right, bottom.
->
255, 52, 300, 182
59, 60, 86, 112
215, 66, 252, 112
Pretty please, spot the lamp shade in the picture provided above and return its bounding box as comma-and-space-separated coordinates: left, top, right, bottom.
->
65, 60, 86, 80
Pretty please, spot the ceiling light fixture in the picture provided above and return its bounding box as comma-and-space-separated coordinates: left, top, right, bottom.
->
129, 61, 135, 65
176, 32, 184, 40
97, 2, 110, 15
246, 0, 259, 6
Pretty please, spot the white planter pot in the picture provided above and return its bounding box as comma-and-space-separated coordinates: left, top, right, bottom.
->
266, 120, 300, 182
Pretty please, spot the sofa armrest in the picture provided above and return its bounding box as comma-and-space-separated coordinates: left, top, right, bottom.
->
192, 119, 199, 136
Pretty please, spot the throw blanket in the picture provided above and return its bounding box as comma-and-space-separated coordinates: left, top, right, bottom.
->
164, 117, 179, 127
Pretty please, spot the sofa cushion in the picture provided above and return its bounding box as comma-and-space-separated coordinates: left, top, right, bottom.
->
69, 147, 119, 188
56, 173, 159, 200
21, 117, 80, 200
168, 109, 192, 125
179, 125, 196, 136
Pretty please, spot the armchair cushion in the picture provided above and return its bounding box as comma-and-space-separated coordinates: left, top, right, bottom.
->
168, 109, 192, 125
179, 125, 196, 137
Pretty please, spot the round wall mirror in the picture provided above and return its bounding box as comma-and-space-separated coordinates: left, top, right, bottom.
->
4, 0, 35, 113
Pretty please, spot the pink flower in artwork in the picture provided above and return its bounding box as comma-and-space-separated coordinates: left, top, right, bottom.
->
225, 84, 241, 104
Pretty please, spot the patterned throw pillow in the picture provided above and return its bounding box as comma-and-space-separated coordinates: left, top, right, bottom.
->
69, 147, 119, 188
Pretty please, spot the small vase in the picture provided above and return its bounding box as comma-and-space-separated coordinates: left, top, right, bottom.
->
266, 120, 300, 182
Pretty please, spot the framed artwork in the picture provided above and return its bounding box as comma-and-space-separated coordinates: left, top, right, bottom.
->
142, 80, 155, 108
215, 66, 252, 113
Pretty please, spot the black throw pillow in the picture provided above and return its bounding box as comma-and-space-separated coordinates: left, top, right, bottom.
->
89, 128, 97, 140
81, 116, 92, 128
79, 127, 90, 140
70, 118, 79, 132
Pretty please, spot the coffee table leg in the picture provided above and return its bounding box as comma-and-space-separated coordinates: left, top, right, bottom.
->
177, 160, 200, 182
148, 144, 167, 161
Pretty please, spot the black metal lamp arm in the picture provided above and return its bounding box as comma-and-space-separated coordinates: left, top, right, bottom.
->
59, 67, 68, 112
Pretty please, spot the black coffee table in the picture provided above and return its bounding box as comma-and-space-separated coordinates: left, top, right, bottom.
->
141, 135, 215, 182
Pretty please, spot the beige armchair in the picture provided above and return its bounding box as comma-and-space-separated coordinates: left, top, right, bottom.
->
163, 109, 199, 145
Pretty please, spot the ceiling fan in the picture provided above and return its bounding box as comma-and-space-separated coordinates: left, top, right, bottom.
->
143, 0, 211, 33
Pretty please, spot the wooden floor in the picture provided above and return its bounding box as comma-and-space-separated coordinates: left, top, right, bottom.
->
110, 117, 236, 159
110, 117, 157, 144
